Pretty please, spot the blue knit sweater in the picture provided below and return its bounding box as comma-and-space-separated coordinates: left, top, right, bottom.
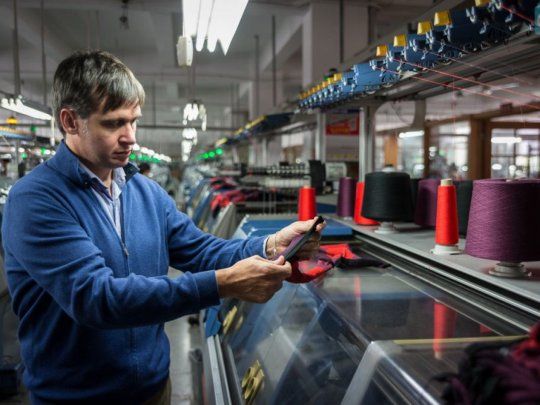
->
1, 141, 265, 403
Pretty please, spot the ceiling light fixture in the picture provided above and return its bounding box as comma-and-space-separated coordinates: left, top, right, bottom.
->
1, 95, 52, 121
183, 100, 207, 131
182, 0, 249, 55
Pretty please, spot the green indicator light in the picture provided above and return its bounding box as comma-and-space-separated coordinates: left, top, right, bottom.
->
209, 151, 215, 158
21, 153, 27, 159
129, 153, 135, 160
40, 147, 46, 155
203, 153, 209, 159
216, 148, 223, 155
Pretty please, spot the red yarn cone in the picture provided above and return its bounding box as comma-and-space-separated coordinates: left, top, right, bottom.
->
354, 182, 379, 226
298, 186, 316, 221
432, 179, 460, 255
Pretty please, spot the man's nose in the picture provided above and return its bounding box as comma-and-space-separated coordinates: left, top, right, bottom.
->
120, 122, 136, 145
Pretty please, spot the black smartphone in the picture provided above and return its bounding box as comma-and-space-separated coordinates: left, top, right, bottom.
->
283, 216, 325, 261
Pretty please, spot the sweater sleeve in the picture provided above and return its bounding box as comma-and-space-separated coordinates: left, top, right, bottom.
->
163, 191, 266, 271
2, 188, 220, 329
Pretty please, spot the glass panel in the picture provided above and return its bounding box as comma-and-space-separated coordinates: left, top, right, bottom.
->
491, 128, 540, 178
429, 122, 469, 180
397, 133, 424, 177
220, 246, 523, 405
358, 337, 524, 404
220, 283, 306, 381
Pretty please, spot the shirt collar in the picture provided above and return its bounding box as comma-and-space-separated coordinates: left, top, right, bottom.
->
46, 140, 138, 188
79, 162, 127, 194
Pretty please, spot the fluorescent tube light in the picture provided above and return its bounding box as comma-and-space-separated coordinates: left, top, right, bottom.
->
182, 0, 199, 37
183, 0, 248, 55
217, 0, 249, 55
1, 96, 52, 121
195, 0, 213, 52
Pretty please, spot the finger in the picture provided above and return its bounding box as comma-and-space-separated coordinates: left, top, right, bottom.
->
264, 262, 292, 278
273, 255, 285, 265
290, 218, 317, 233
281, 261, 292, 277
315, 221, 326, 233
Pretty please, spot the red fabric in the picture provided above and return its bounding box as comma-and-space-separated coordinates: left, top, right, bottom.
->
210, 190, 245, 214
287, 260, 333, 284
320, 244, 358, 260
286, 244, 360, 284
210, 194, 229, 212
511, 322, 540, 376
209, 177, 238, 191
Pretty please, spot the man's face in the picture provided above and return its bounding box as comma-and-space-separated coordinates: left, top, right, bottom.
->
70, 103, 141, 171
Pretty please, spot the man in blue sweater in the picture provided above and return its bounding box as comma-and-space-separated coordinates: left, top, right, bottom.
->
1, 51, 323, 404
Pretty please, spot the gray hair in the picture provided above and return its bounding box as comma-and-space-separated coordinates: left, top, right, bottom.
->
52, 50, 145, 135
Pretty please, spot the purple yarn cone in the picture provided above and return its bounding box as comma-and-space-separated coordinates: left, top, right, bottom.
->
465, 179, 540, 263
414, 178, 440, 227
337, 177, 356, 217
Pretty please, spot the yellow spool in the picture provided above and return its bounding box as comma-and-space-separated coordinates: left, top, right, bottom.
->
475, 0, 489, 6
333, 73, 342, 81
434, 11, 451, 26
393, 34, 406, 47
417, 21, 432, 35
375, 45, 388, 57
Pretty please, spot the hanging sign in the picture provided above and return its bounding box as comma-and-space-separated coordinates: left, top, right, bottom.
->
325, 112, 359, 136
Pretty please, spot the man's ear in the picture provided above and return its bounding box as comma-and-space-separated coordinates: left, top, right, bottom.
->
59, 109, 80, 136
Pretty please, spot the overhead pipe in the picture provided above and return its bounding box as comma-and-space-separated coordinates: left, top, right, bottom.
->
13, 0, 21, 96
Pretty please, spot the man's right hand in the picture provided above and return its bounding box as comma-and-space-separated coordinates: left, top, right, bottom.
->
216, 255, 292, 303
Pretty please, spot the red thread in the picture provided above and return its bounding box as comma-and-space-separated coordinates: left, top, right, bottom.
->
500, 4, 534, 24
354, 182, 379, 226
298, 186, 316, 221
435, 182, 459, 246
375, 66, 540, 111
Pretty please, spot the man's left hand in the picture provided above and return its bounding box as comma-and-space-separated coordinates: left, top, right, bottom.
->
266, 218, 326, 260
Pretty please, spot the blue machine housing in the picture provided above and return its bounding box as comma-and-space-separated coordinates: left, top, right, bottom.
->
338, 70, 356, 100
232, 216, 353, 239
492, 0, 536, 27
403, 34, 440, 70
466, 3, 520, 45
426, 23, 462, 63
352, 62, 398, 95
379, 44, 417, 74
443, 9, 491, 53
328, 82, 342, 104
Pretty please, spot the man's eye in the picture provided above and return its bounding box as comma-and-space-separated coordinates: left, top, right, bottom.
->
103, 121, 123, 128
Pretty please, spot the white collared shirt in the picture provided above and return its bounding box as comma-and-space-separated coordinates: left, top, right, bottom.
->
80, 163, 126, 237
